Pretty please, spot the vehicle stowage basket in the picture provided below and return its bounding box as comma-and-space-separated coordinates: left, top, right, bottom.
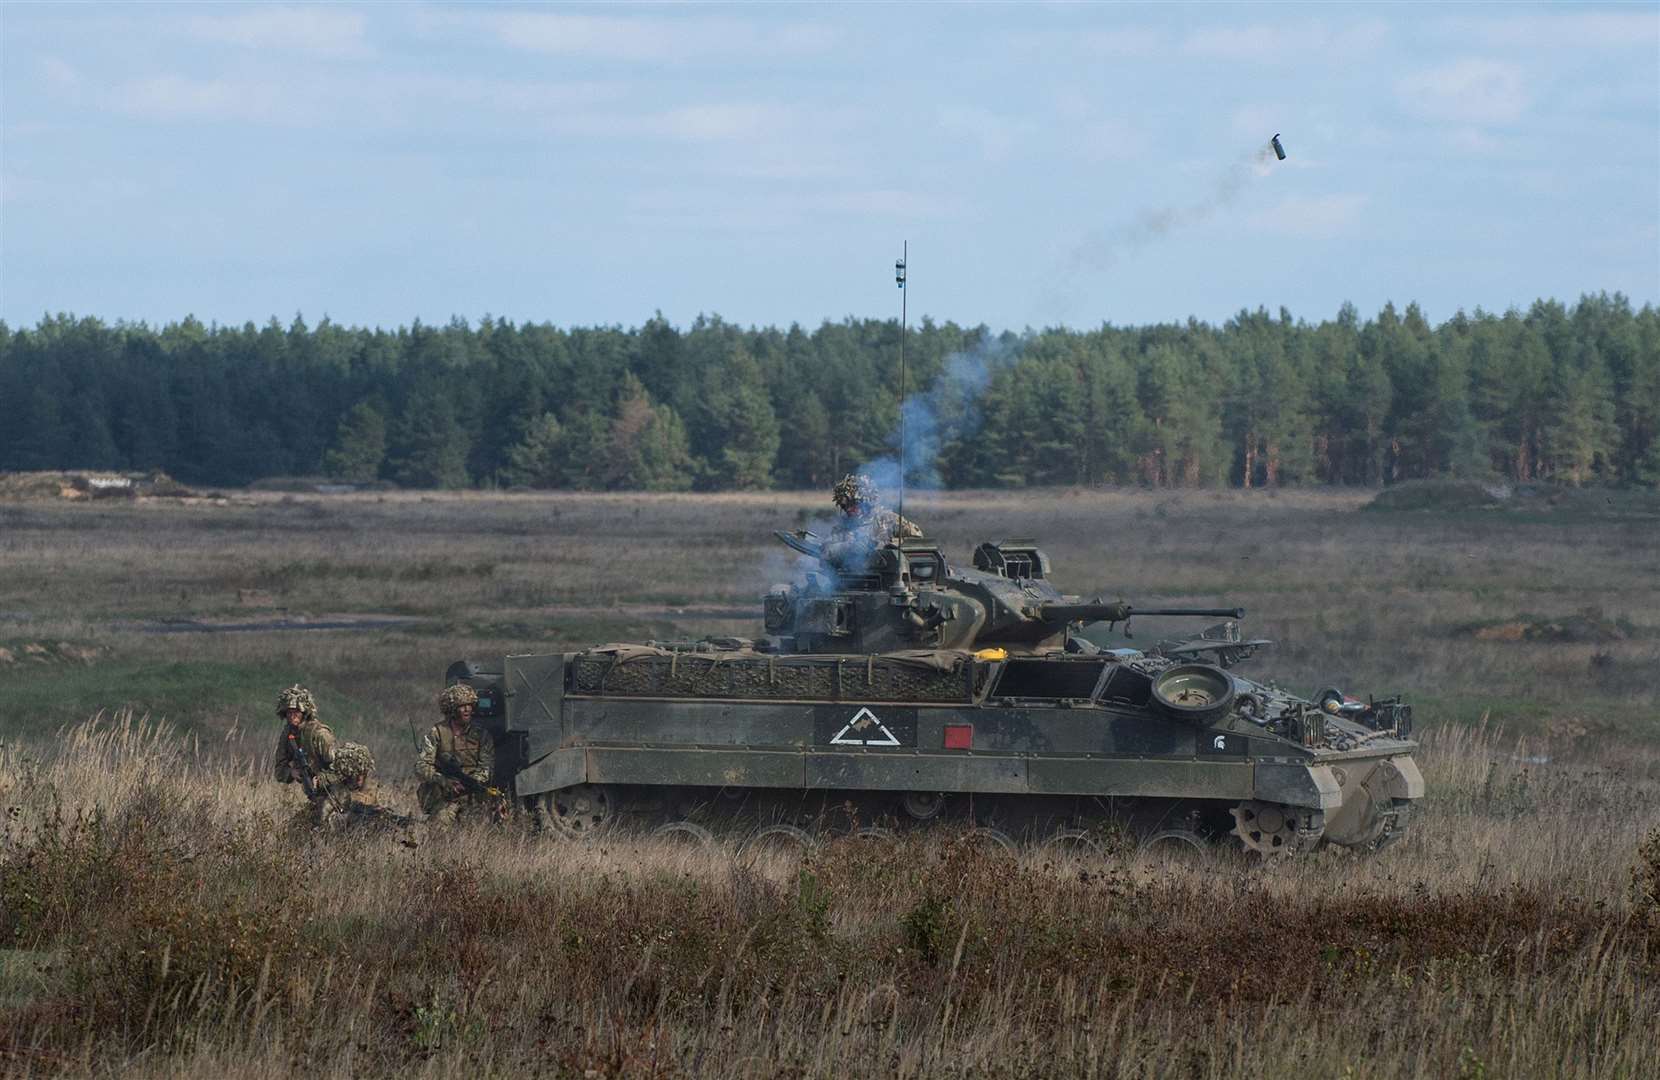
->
569, 647, 978, 703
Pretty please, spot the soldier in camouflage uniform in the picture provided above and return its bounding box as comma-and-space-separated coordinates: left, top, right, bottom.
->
328, 742, 406, 825
416, 683, 503, 824
822, 473, 922, 572
273, 684, 343, 826
273, 685, 392, 827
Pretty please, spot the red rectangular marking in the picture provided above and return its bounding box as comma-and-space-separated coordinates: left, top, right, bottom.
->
943, 724, 973, 750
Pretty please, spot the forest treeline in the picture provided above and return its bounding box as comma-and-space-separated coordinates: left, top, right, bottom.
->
2, 294, 1657, 491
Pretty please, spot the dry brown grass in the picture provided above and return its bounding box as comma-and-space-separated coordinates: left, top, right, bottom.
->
2, 488, 1659, 1075
1, 717, 1658, 1078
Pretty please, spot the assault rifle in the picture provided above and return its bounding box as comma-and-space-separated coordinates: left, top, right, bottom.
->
287, 733, 343, 813
436, 753, 511, 818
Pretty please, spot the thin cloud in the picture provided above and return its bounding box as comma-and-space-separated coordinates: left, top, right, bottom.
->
1247, 193, 1368, 238
1011, 26, 1167, 59
40, 56, 82, 92
655, 104, 797, 142
1435, 11, 1659, 51
463, 12, 837, 62
936, 107, 1018, 163
1397, 59, 1530, 126
1183, 19, 1388, 62
183, 6, 372, 58
815, 189, 964, 220
112, 74, 298, 124
624, 186, 961, 233
1076, 116, 1144, 163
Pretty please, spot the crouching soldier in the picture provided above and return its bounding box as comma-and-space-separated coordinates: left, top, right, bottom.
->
273, 684, 341, 826
274, 684, 403, 828
416, 684, 507, 824
328, 742, 409, 827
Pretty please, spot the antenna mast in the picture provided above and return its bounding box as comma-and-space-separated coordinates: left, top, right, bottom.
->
895, 242, 907, 532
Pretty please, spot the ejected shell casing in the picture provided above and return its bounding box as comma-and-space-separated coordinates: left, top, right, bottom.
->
1271, 134, 1286, 160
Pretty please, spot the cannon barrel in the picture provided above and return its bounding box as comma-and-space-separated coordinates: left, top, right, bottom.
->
1036, 603, 1245, 623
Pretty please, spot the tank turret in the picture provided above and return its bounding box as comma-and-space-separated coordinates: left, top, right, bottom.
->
765, 532, 1240, 655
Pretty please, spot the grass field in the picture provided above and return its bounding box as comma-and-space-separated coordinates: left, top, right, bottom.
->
2, 486, 1658, 1076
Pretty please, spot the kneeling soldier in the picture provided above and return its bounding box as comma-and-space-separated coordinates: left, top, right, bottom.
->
273, 684, 341, 826
416, 684, 504, 824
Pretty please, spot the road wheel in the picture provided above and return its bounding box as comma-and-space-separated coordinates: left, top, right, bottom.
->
537, 783, 614, 839
964, 826, 1019, 857
741, 823, 814, 859
1036, 829, 1101, 860
650, 820, 714, 849
1136, 829, 1210, 864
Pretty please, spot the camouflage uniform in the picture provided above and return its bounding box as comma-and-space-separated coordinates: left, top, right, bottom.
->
416, 684, 500, 824
273, 685, 391, 826
329, 741, 398, 823
823, 473, 922, 571
273, 685, 342, 826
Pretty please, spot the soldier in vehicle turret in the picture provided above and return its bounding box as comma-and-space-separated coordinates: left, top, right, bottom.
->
822, 473, 922, 572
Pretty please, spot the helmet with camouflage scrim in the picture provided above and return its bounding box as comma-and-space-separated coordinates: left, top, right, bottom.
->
832, 473, 879, 514
276, 684, 318, 722
438, 682, 479, 718
332, 741, 375, 788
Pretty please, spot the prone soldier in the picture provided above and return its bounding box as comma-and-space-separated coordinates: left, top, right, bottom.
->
416, 683, 506, 824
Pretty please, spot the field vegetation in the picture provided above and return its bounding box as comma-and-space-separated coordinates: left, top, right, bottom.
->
2, 487, 1658, 1076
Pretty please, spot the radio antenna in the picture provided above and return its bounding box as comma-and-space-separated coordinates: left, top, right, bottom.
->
895, 241, 907, 536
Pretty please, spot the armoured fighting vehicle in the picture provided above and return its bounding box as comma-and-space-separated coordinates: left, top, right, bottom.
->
446, 529, 1422, 856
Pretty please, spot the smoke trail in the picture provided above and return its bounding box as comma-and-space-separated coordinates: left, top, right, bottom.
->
1069, 142, 1278, 274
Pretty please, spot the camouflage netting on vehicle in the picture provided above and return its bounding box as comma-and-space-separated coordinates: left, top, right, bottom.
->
570, 645, 977, 703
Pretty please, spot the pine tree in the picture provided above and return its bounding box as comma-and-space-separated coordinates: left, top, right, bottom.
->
604, 375, 696, 491
323, 401, 388, 482
776, 391, 833, 489
503, 413, 564, 489
390, 388, 470, 489
699, 346, 780, 490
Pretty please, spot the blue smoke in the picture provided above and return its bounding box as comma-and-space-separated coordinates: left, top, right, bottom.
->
860, 334, 1023, 500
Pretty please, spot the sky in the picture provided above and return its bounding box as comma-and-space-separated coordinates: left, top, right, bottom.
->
2, 2, 1657, 333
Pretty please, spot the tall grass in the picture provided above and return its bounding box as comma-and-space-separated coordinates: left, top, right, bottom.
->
2, 716, 1657, 1077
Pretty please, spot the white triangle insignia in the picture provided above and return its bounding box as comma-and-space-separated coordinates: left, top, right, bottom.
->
830, 706, 900, 746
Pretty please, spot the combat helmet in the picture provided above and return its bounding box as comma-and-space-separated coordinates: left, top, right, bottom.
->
276, 684, 318, 722
438, 683, 479, 718
832, 473, 879, 513
332, 741, 376, 788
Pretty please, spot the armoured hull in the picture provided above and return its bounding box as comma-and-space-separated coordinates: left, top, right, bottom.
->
456, 641, 1422, 855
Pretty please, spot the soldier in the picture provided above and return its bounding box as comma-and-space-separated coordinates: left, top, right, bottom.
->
416, 683, 503, 824
822, 473, 922, 571
274, 684, 399, 828
273, 684, 342, 826
328, 741, 406, 825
